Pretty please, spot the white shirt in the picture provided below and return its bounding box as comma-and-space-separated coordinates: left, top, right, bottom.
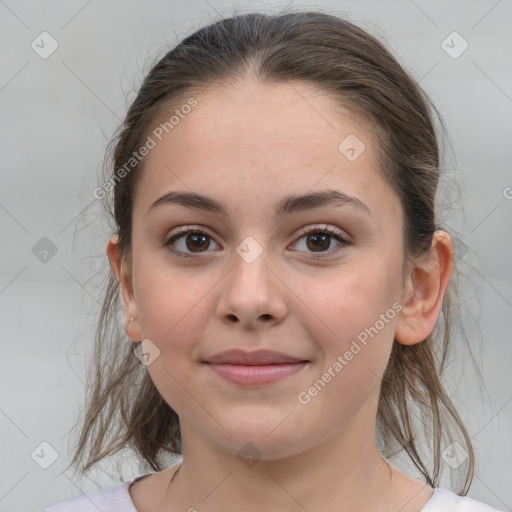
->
38, 474, 504, 512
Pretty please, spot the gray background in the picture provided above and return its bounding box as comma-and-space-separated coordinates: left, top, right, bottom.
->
1, 1, 511, 511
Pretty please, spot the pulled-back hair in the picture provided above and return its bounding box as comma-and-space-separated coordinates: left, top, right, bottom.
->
69, 10, 476, 494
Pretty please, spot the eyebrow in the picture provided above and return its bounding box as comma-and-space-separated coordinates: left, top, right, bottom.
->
146, 189, 371, 219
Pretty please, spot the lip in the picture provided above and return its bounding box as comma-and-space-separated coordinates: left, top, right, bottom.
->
203, 349, 307, 365
202, 349, 309, 386
205, 361, 308, 386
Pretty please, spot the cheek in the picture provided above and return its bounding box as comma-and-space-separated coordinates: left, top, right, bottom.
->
134, 265, 214, 348
132, 261, 217, 414
297, 262, 400, 393
292, 275, 398, 432
302, 261, 400, 340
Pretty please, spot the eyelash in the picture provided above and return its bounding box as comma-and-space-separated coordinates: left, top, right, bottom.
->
163, 225, 349, 260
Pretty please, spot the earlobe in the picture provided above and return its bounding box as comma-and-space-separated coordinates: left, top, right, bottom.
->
394, 230, 454, 346
106, 235, 142, 342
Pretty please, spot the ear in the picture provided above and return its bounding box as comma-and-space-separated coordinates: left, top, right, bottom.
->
394, 230, 454, 345
106, 234, 141, 342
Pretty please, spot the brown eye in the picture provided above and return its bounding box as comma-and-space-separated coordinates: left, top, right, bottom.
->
291, 226, 349, 259
184, 233, 210, 252
164, 227, 220, 258
305, 232, 332, 252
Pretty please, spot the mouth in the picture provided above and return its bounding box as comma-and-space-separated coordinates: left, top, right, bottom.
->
203, 360, 309, 386
202, 348, 310, 386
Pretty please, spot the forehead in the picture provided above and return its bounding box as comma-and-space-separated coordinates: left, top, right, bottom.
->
133, 79, 400, 223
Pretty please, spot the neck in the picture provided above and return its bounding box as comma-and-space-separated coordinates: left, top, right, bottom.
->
161, 411, 394, 512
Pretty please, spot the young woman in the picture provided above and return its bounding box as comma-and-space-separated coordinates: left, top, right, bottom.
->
40, 10, 503, 512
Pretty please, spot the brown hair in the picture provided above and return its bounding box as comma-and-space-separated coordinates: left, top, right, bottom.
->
68, 9, 478, 494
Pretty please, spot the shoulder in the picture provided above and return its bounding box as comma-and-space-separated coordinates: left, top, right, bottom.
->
37, 480, 138, 512
422, 488, 505, 512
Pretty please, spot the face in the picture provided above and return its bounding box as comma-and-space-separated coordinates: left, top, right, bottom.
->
117, 79, 406, 459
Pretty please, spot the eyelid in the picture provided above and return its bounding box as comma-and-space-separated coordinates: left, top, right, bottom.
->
290, 224, 349, 259
295, 223, 347, 240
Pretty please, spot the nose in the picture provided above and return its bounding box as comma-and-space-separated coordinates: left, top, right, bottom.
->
215, 243, 288, 330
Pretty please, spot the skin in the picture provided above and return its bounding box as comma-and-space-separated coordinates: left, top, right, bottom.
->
107, 78, 454, 512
